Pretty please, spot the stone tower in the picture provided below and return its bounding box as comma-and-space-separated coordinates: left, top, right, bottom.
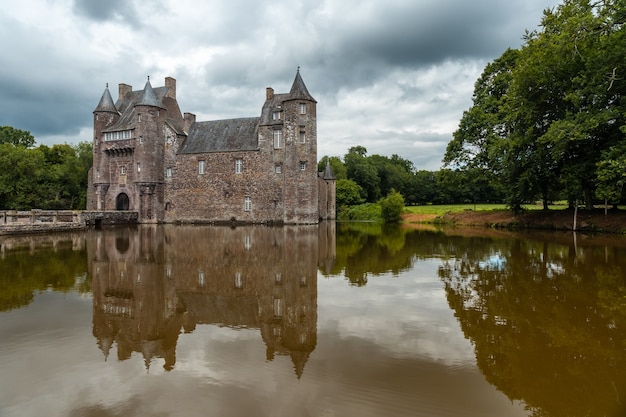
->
90, 77, 185, 223
259, 69, 319, 224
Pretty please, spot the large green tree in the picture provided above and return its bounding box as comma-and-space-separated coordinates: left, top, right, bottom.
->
445, 0, 626, 211
0, 126, 35, 148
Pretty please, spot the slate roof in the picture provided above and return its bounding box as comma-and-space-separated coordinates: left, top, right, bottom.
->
137, 80, 165, 109
288, 69, 316, 103
179, 117, 260, 154
321, 162, 336, 180
93, 86, 118, 114
99, 83, 185, 135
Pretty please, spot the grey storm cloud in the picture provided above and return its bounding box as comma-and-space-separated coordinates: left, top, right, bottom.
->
0, 0, 560, 170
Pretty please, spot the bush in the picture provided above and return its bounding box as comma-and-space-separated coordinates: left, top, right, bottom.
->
380, 190, 405, 223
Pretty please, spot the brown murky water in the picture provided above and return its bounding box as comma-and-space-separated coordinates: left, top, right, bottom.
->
1, 223, 626, 417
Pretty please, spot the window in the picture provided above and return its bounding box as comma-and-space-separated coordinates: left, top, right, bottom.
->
244, 196, 252, 211
120, 165, 126, 175
299, 103, 306, 114
299, 127, 306, 143
273, 129, 283, 149
234, 272, 243, 289
198, 160, 206, 174
104, 130, 132, 141
198, 271, 205, 286
235, 158, 243, 174
138, 114, 142, 123
300, 161, 307, 171
274, 298, 284, 317
166, 167, 172, 178
272, 111, 282, 120
137, 163, 141, 172
139, 135, 143, 143
275, 164, 282, 174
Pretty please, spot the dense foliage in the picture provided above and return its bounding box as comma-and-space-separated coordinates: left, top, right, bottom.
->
444, 0, 626, 211
0, 126, 92, 210
319, 146, 506, 219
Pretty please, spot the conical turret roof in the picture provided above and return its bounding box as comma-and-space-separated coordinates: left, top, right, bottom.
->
136, 77, 165, 109
289, 68, 316, 103
322, 161, 336, 180
93, 84, 118, 113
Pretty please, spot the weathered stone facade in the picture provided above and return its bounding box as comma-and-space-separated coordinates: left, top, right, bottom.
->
87, 70, 335, 224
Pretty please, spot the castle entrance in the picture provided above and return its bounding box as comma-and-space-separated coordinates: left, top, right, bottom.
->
116, 193, 130, 210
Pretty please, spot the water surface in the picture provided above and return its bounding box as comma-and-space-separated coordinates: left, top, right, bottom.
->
1, 223, 626, 417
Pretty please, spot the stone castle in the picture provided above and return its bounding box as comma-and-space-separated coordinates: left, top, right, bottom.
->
87, 69, 336, 224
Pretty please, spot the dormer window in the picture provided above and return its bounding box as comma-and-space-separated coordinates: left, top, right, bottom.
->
272, 111, 282, 120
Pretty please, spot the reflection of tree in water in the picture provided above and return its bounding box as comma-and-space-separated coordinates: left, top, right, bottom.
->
329, 223, 417, 285
439, 235, 626, 417
0, 234, 89, 311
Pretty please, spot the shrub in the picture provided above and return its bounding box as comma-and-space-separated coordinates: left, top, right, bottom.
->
380, 189, 405, 223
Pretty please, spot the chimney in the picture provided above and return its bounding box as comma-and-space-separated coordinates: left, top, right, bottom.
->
165, 77, 176, 99
184, 112, 196, 132
266, 87, 274, 100
119, 83, 132, 101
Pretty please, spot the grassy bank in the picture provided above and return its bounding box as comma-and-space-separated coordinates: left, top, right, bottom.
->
402, 204, 626, 234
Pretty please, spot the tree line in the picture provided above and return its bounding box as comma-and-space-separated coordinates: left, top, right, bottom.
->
0, 126, 92, 210
318, 146, 505, 210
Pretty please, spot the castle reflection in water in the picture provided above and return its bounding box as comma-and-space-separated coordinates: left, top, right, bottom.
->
89, 223, 336, 377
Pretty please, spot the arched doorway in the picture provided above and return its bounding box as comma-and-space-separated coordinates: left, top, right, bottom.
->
116, 193, 130, 210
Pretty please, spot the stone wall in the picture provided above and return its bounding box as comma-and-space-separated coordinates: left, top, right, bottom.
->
164, 150, 285, 223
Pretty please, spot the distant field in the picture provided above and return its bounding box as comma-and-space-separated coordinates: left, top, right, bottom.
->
404, 203, 568, 216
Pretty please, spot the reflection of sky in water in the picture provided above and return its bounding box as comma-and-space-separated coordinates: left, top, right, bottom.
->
0, 249, 526, 417
479, 252, 506, 271
318, 259, 476, 366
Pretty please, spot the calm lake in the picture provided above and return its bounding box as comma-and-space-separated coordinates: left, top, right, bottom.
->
1, 222, 626, 417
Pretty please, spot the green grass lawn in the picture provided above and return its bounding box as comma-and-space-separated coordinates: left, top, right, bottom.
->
404, 203, 569, 216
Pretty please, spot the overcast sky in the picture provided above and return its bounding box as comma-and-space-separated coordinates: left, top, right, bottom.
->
0, 0, 560, 170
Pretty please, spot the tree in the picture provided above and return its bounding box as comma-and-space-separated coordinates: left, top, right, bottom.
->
445, 0, 626, 212
344, 147, 381, 202
380, 189, 405, 223
0, 126, 35, 148
443, 48, 519, 174
0, 144, 46, 209
336, 179, 365, 207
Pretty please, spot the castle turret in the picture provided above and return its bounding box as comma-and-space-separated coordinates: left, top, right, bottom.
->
133, 78, 167, 223
89, 84, 120, 210
282, 68, 318, 223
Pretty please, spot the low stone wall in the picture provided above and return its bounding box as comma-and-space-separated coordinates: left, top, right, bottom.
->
80, 211, 139, 226
0, 210, 139, 235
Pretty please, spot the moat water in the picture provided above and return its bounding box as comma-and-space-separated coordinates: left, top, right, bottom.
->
1, 222, 626, 417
